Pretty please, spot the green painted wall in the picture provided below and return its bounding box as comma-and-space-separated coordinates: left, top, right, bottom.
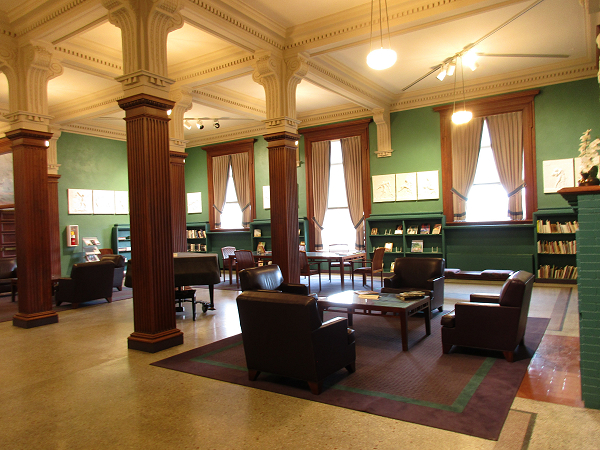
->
535, 78, 600, 210
57, 132, 128, 276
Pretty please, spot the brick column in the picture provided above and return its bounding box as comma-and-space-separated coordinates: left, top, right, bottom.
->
560, 186, 600, 409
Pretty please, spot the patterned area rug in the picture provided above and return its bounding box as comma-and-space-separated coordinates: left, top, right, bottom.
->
152, 311, 549, 440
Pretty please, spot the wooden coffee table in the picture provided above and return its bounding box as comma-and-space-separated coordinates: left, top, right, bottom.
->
317, 291, 431, 351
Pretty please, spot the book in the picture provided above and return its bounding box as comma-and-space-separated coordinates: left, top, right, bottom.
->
394, 225, 403, 234
432, 223, 442, 234
370, 227, 378, 235
420, 224, 430, 234
411, 240, 424, 252
254, 229, 261, 237
407, 226, 418, 235
256, 242, 266, 254
384, 242, 393, 252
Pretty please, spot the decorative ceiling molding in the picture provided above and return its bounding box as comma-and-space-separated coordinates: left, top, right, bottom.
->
192, 86, 265, 119
186, 121, 266, 147
11, 0, 91, 37
172, 53, 255, 85
59, 121, 127, 141
50, 86, 124, 122
54, 45, 123, 75
297, 104, 371, 129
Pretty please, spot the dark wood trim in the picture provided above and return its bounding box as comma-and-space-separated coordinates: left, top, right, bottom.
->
203, 139, 256, 231
300, 119, 372, 251
170, 151, 188, 253
434, 90, 539, 222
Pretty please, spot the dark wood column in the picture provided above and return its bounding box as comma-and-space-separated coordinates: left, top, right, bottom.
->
7, 129, 58, 328
48, 174, 61, 278
264, 131, 300, 284
170, 151, 188, 253
118, 93, 183, 353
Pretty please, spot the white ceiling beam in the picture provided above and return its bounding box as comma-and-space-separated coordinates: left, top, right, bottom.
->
191, 85, 266, 120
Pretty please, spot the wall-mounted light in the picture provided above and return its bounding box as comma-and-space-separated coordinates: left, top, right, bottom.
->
214, 119, 220, 129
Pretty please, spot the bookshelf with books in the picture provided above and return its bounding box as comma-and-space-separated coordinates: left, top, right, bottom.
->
111, 224, 131, 261
186, 222, 208, 252
249, 218, 309, 253
533, 209, 578, 284
366, 214, 445, 271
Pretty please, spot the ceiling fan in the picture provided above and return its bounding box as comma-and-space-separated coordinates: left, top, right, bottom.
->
401, 0, 568, 92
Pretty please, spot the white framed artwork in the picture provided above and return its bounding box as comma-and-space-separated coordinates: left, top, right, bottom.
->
93, 190, 115, 214
372, 174, 396, 203
395, 172, 417, 201
417, 171, 439, 200
263, 185, 271, 209
68, 189, 93, 214
115, 191, 129, 215
187, 192, 202, 214
542, 159, 575, 193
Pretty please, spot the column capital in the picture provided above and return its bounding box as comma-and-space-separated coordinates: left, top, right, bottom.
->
168, 87, 193, 151
372, 107, 393, 158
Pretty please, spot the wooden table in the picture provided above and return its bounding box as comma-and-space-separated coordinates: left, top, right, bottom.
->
317, 290, 431, 351
229, 251, 366, 289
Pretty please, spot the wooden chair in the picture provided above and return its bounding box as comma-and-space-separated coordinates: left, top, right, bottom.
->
300, 251, 321, 292
351, 246, 386, 290
234, 250, 256, 287
221, 246, 236, 283
327, 243, 353, 282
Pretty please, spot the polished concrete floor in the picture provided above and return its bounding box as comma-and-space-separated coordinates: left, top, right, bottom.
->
1, 278, 599, 449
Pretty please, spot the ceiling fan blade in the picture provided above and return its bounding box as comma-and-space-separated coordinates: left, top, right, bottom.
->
477, 53, 569, 58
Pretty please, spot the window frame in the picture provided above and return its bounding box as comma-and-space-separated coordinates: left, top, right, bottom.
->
433, 90, 539, 225
203, 138, 256, 231
300, 118, 372, 251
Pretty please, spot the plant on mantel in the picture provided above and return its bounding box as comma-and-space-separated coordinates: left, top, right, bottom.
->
578, 129, 600, 186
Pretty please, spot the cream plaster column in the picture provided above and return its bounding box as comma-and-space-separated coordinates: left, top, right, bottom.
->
253, 51, 308, 283
0, 41, 62, 328
103, 0, 185, 352
372, 107, 393, 158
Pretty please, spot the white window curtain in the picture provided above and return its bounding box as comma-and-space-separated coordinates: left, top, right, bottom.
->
451, 117, 484, 221
340, 136, 365, 251
212, 155, 230, 228
311, 140, 330, 251
230, 152, 252, 227
487, 112, 524, 220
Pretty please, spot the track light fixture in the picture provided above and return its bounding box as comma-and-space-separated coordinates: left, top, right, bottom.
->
214, 119, 220, 129
196, 120, 204, 130
447, 61, 456, 76
463, 48, 479, 71
183, 119, 192, 130
436, 64, 447, 81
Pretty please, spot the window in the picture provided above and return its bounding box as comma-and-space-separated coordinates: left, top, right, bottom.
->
435, 90, 539, 223
203, 139, 256, 230
220, 166, 243, 229
321, 141, 356, 250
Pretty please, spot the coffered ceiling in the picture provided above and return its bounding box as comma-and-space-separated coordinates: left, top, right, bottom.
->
0, 0, 598, 146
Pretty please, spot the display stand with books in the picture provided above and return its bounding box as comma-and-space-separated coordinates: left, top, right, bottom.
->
533, 209, 578, 283
82, 237, 101, 262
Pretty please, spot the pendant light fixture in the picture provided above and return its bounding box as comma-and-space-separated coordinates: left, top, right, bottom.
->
367, 0, 397, 70
451, 56, 472, 125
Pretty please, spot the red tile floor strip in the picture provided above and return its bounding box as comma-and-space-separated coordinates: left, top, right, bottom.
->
517, 334, 584, 408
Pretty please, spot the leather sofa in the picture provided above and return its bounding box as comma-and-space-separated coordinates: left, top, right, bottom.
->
100, 254, 126, 291
239, 264, 309, 295
382, 257, 445, 312
55, 260, 114, 307
441, 270, 535, 362
0, 258, 17, 302
236, 290, 356, 394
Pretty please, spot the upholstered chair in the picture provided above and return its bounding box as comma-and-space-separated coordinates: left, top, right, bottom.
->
382, 257, 445, 312
440, 270, 535, 362
0, 258, 17, 302
55, 260, 114, 307
99, 254, 126, 291
236, 290, 356, 394
239, 264, 309, 295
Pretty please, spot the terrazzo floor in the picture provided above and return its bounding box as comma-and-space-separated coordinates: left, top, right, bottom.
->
1, 278, 598, 449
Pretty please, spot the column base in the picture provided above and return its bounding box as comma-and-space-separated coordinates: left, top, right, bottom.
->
127, 329, 184, 353
13, 311, 59, 329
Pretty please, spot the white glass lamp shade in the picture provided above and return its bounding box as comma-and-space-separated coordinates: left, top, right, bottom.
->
451, 110, 473, 125
367, 48, 397, 70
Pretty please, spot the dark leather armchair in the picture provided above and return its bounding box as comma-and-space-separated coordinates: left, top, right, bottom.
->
100, 254, 126, 291
0, 258, 17, 302
55, 260, 114, 307
441, 270, 535, 362
382, 257, 445, 312
240, 264, 309, 295
236, 290, 356, 394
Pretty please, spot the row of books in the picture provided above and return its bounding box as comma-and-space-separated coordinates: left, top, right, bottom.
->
188, 243, 207, 252
118, 246, 131, 252
537, 265, 577, 280
536, 220, 578, 234
537, 240, 577, 254
372, 223, 441, 235
187, 229, 206, 238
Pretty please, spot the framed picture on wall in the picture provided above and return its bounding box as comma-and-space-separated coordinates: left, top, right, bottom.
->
115, 191, 129, 215
372, 174, 396, 203
93, 190, 115, 214
68, 189, 93, 214
187, 192, 202, 214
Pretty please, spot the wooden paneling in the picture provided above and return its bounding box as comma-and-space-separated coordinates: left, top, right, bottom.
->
0, 207, 16, 258
6, 129, 58, 328
48, 174, 61, 278
170, 151, 188, 253
118, 94, 183, 353
265, 132, 300, 284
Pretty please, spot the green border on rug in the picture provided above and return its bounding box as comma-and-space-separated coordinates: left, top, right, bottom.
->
189, 340, 496, 413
